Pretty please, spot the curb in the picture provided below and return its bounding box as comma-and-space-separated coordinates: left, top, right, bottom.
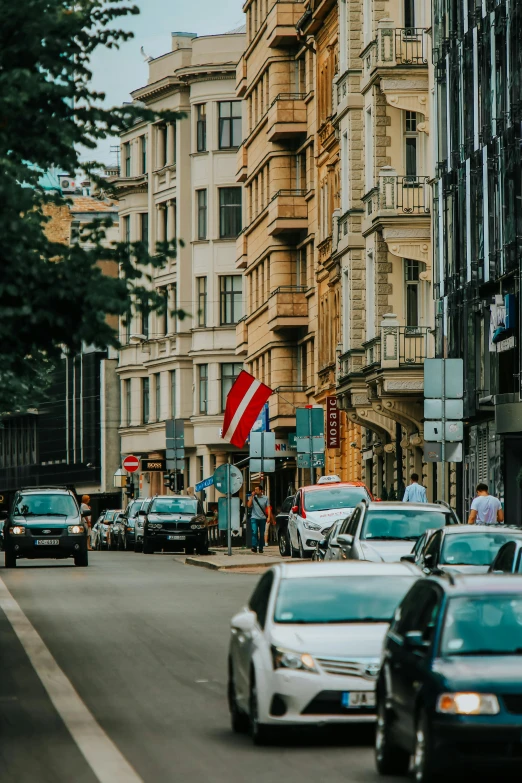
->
184, 557, 277, 571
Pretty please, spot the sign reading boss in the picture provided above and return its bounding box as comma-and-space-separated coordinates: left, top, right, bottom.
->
142, 459, 166, 472
326, 396, 340, 449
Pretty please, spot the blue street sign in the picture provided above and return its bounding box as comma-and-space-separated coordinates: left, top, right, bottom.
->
250, 402, 270, 434
195, 476, 214, 492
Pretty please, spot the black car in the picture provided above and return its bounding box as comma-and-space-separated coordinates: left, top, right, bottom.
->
142, 495, 208, 555
275, 496, 294, 556
4, 487, 88, 567
376, 574, 522, 782
404, 525, 522, 576
489, 538, 522, 574
120, 498, 143, 551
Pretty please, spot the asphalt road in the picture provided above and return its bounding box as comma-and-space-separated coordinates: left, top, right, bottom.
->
0, 552, 396, 783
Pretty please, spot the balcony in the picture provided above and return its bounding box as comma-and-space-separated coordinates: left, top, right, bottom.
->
267, 189, 308, 235
266, 1, 305, 48
364, 24, 429, 74
236, 229, 248, 269
269, 386, 308, 427
267, 94, 307, 142
377, 169, 431, 215
236, 143, 248, 182
267, 286, 308, 331
363, 320, 432, 372
236, 55, 247, 97
338, 348, 365, 381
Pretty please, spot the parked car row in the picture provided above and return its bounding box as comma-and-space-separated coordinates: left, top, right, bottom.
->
92, 495, 209, 556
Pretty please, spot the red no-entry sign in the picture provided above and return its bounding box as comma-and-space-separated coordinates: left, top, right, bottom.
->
122, 455, 140, 473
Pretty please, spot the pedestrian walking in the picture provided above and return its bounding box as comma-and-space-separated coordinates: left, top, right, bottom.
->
402, 473, 428, 503
80, 494, 93, 550
468, 483, 504, 525
247, 485, 273, 554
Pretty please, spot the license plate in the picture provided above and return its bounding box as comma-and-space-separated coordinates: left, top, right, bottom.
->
168, 535, 185, 541
35, 539, 60, 546
342, 691, 376, 708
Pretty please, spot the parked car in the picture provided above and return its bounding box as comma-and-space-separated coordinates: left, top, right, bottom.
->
275, 496, 295, 557
375, 574, 522, 782
92, 510, 120, 551
409, 525, 522, 575
489, 538, 522, 574
134, 498, 151, 552
287, 479, 373, 559
333, 501, 459, 564
312, 518, 345, 561
4, 486, 88, 567
142, 495, 208, 554
110, 511, 126, 550
90, 515, 104, 550
121, 498, 143, 551
228, 561, 420, 744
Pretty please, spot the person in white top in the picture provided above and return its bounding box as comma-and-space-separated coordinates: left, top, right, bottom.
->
467, 483, 504, 525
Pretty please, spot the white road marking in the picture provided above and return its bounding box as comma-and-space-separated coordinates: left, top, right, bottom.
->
0, 577, 144, 783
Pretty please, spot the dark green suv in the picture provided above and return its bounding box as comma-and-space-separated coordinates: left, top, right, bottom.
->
4, 487, 88, 568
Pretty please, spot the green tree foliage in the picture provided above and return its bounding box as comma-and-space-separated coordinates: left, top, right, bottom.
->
0, 0, 183, 412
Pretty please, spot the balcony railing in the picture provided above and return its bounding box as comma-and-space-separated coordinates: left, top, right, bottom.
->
362, 323, 432, 371
378, 171, 431, 214
267, 189, 308, 235
267, 285, 308, 331
338, 348, 365, 380
364, 23, 429, 74
267, 93, 307, 142
363, 337, 382, 368
394, 28, 429, 65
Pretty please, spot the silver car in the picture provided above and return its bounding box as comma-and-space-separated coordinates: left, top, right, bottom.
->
134, 498, 151, 552
333, 501, 459, 563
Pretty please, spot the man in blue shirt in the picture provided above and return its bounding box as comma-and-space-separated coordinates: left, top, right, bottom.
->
403, 473, 428, 503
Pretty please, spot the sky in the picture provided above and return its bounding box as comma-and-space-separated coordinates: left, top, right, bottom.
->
86, 0, 244, 167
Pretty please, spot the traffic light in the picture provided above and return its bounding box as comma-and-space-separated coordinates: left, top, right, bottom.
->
165, 472, 184, 492
125, 482, 135, 500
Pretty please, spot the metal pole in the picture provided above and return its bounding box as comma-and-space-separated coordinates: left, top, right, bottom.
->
227, 457, 232, 557
441, 358, 446, 503
309, 408, 316, 485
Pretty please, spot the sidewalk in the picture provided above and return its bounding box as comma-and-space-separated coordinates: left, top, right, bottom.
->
184, 547, 284, 572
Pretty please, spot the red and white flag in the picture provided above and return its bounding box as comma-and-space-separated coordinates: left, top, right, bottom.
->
222, 371, 272, 448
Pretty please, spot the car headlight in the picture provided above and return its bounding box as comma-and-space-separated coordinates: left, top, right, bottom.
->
303, 520, 321, 531
191, 524, 205, 530
271, 646, 318, 673
436, 693, 500, 715
68, 525, 84, 534
11, 526, 25, 535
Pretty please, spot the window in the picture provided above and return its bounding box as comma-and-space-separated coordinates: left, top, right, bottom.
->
140, 213, 149, 245
170, 370, 176, 418
405, 111, 418, 180
404, 0, 415, 30
198, 456, 204, 483
123, 142, 131, 177
197, 189, 207, 240
197, 277, 207, 327
140, 302, 149, 339
365, 108, 373, 191
123, 215, 131, 245
249, 571, 274, 629
218, 101, 242, 148
196, 104, 207, 152
160, 288, 168, 335
221, 363, 242, 411
198, 365, 208, 414
219, 187, 242, 238
155, 373, 161, 421
141, 135, 147, 174
142, 378, 150, 424
125, 379, 131, 426
405, 259, 420, 327
220, 276, 242, 324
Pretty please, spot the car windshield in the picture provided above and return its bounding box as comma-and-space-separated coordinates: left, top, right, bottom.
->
274, 576, 416, 624
104, 511, 117, 522
441, 595, 522, 656
14, 494, 77, 518
440, 532, 512, 566
127, 501, 141, 518
361, 509, 448, 541
149, 498, 198, 515
304, 487, 369, 512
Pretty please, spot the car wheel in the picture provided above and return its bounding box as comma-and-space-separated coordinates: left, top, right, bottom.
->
278, 530, 290, 557
134, 541, 142, 553
74, 550, 88, 567
228, 661, 249, 734
4, 550, 17, 568
143, 540, 154, 555
185, 544, 195, 556
298, 534, 309, 559
249, 674, 272, 746
197, 542, 209, 556
412, 708, 441, 783
375, 696, 409, 776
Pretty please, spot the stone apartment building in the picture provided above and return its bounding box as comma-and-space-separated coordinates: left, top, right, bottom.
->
335, 0, 435, 499
115, 29, 246, 502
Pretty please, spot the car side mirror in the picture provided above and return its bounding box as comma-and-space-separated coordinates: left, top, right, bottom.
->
231, 611, 256, 633
423, 553, 433, 563
291, 505, 298, 513
336, 533, 354, 547
138, 509, 146, 517
404, 631, 426, 650
318, 539, 327, 548
400, 554, 416, 563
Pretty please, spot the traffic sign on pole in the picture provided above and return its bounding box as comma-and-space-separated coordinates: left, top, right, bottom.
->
195, 476, 214, 492
213, 464, 243, 495
122, 455, 140, 473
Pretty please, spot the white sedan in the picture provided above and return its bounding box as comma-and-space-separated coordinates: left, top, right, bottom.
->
227, 561, 420, 744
